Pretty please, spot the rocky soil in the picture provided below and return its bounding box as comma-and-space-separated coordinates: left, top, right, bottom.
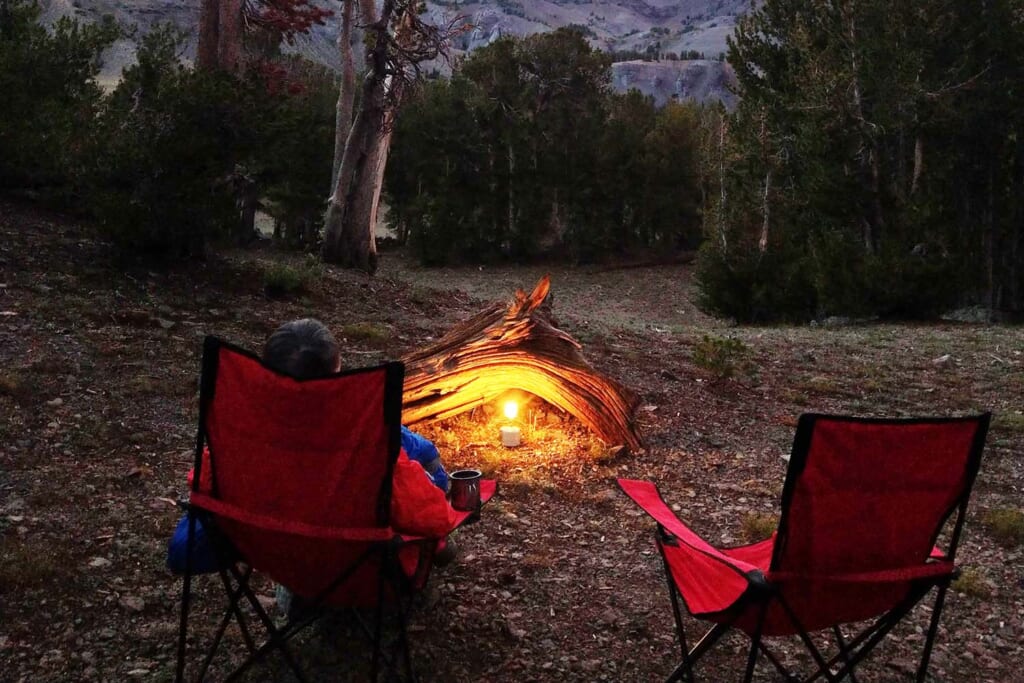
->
1, 199, 1022, 682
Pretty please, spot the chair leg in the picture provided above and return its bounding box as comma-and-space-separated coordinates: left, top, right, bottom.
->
665, 623, 730, 683
917, 583, 950, 683
777, 596, 840, 683
660, 542, 694, 683
175, 510, 199, 683
371, 567, 387, 682
175, 567, 193, 683
395, 593, 417, 683
194, 568, 259, 682
831, 626, 860, 683
742, 603, 769, 683
225, 567, 310, 683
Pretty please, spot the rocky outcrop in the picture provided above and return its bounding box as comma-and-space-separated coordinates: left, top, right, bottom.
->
39, 0, 747, 108
611, 59, 737, 109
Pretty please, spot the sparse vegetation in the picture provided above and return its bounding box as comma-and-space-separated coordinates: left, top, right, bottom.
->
982, 508, 1024, 547
0, 370, 29, 401
262, 262, 311, 298
691, 334, 751, 380
339, 322, 391, 346
0, 538, 68, 594
993, 412, 1024, 433
952, 567, 993, 599
739, 512, 778, 542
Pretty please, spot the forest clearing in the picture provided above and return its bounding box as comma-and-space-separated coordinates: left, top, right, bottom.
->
1, 200, 1021, 682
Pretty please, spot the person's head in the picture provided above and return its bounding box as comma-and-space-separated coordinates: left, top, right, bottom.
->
262, 318, 341, 379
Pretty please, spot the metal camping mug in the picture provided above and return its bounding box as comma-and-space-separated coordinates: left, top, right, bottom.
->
449, 469, 482, 512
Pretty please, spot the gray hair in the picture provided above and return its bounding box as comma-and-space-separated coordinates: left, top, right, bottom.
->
262, 318, 340, 379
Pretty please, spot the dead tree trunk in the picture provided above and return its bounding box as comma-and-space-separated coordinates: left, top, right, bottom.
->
331, 0, 357, 189
197, 0, 243, 73
197, 0, 220, 71
322, 0, 397, 273
401, 276, 644, 452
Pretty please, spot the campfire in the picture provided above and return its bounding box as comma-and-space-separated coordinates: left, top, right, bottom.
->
400, 276, 643, 453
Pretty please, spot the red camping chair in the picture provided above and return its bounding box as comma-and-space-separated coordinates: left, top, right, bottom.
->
174, 337, 495, 683
620, 413, 990, 683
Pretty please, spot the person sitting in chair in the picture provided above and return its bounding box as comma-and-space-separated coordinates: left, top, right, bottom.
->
167, 318, 458, 580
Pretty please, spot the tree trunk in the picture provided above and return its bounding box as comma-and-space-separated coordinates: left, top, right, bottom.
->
323, 0, 409, 272
197, 0, 220, 71
323, 63, 387, 271
330, 0, 356, 191
401, 276, 644, 451
197, 0, 244, 73
217, 0, 244, 73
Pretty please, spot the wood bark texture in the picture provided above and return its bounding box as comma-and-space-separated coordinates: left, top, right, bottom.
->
197, 0, 220, 71
400, 276, 644, 451
330, 0, 356, 190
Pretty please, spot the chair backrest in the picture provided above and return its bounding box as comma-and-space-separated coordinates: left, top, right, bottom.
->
770, 414, 989, 577
195, 337, 404, 528
191, 337, 407, 602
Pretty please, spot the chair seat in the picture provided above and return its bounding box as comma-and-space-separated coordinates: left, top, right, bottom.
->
698, 537, 952, 636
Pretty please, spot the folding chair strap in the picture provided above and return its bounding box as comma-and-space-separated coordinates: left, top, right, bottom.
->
189, 492, 396, 542
768, 561, 955, 585
618, 479, 758, 573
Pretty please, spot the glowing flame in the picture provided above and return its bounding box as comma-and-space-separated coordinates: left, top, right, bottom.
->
503, 400, 518, 420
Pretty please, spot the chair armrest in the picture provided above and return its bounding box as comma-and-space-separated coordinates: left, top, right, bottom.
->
618, 479, 758, 573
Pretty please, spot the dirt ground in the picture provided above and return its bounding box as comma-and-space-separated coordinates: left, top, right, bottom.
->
1, 199, 1022, 682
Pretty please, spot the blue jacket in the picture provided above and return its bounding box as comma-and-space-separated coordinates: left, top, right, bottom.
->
401, 426, 449, 493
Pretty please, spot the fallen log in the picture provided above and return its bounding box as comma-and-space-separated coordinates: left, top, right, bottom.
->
401, 276, 643, 451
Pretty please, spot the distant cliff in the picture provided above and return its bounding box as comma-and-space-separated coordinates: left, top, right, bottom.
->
611, 59, 737, 109
39, 0, 747, 106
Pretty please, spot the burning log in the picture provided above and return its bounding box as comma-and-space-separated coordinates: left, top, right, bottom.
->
401, 276, 643, 452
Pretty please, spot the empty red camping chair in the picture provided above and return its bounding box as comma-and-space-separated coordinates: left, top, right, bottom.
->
174, 337, 495, 682
620, 413, 990, 683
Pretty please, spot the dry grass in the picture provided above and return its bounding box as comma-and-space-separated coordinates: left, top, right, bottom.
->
739, 512, 779, 542
982, 508, 1024, 547
952, 567, 993, 599
415, 400, 614, 491
0, 538, 68, 594
993, 412, 1024, 434
262, 262, 311, 299
339, 322, 391, 346
0, 370, 31, 401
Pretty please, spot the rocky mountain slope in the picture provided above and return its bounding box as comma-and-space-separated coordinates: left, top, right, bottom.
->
40, 0, 745, 105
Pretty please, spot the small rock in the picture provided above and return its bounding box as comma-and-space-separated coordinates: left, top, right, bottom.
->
154, 318, 176, 330
932, 354, 954, 368
87, 557, 111, 568
119, 596, 145, 613
46, 397, 64, 407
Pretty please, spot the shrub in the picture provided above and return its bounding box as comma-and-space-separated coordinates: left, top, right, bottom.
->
262, 262, 310, 298
88, 28, 252, 257
739, 512, 778, 542
952, 567, 992, 599
692, 334, 751, 380
982, 508, 1024, 547
87, 28, 335, 260
0, 1, 119, 198
339, 322, 391, 346
696, 240, 817, 323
